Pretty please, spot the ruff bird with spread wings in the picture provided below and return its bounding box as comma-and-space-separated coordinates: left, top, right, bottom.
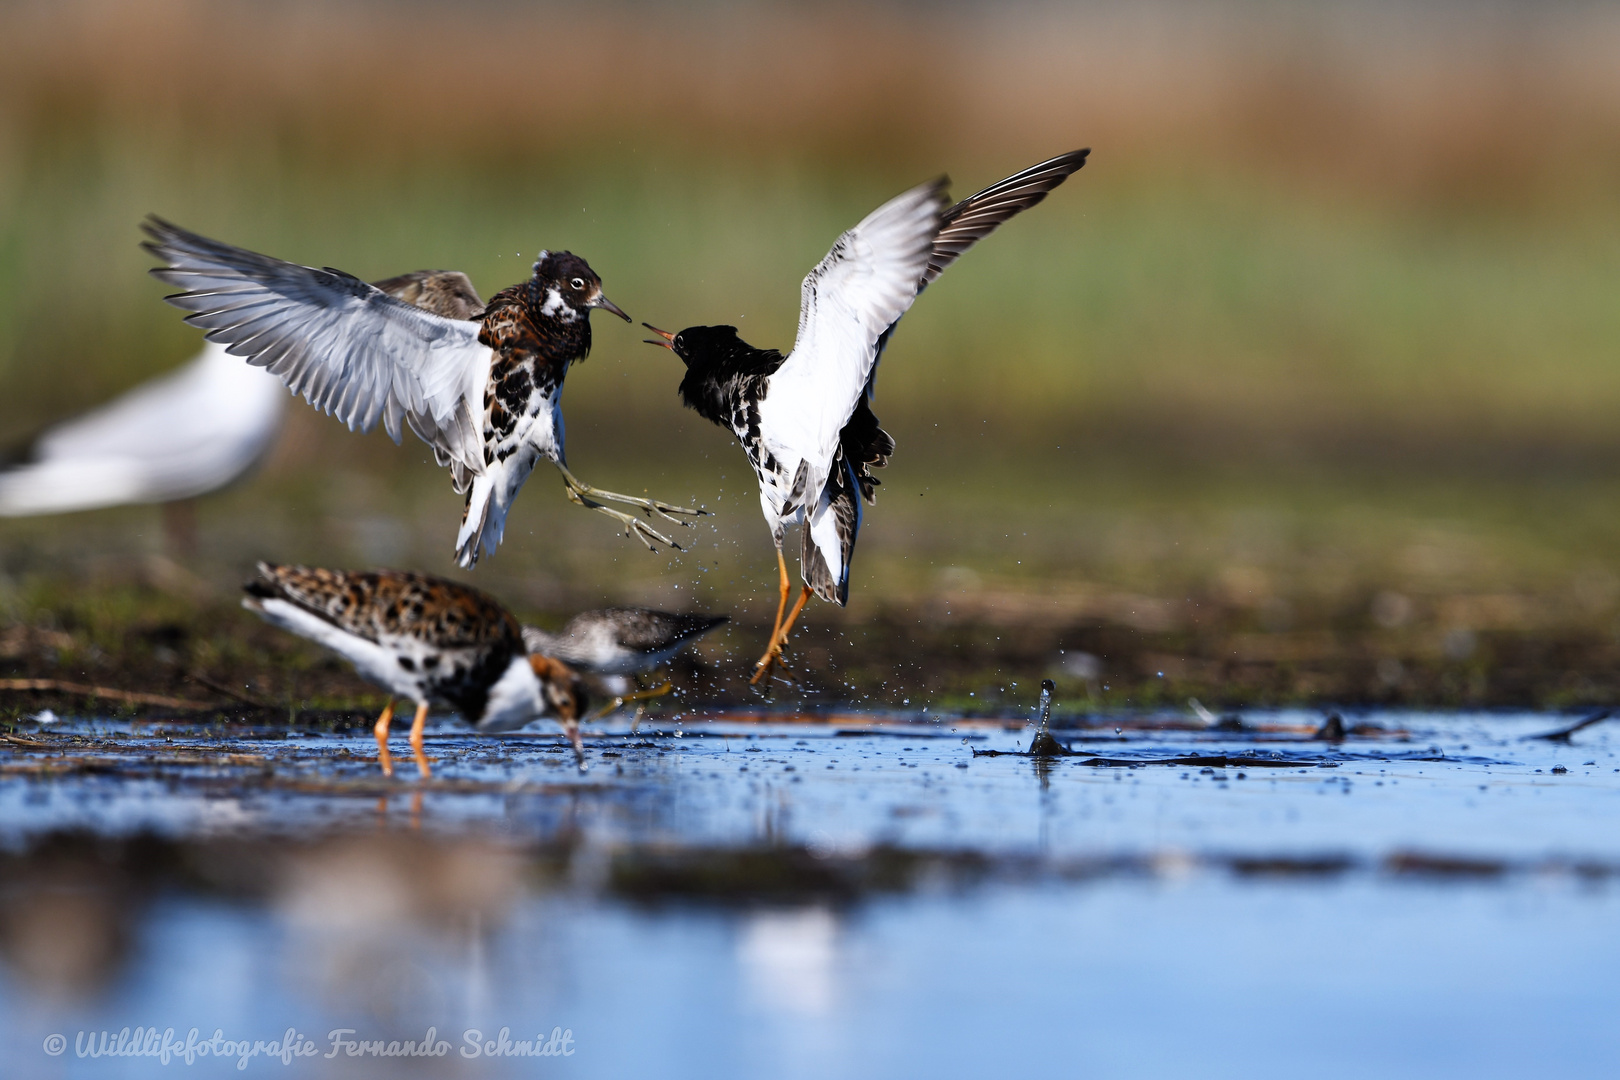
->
644, 150, 1088, 683
0, 270, 481, 519
142, 219, 705, 567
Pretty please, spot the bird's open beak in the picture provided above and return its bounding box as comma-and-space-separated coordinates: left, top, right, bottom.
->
642, 323, 675, 349
590, 294, 632, 322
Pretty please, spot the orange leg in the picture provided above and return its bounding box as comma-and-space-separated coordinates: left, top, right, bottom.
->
373, 699, 395, 777
752, 548, 792, 682
408, 701, 433, 779
752, 584, 813, 685
592, 680, 673, 721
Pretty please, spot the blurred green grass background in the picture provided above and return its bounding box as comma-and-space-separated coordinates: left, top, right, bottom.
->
3, 0, 1620, 708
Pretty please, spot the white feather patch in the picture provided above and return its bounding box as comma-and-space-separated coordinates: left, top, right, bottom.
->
473, 656, 548, 731
540, 287, 579, 322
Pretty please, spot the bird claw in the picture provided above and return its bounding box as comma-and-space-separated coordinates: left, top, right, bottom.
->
599, 506, 680, 551
749, 641, 792, 686
636, 499, 707, 526
581, 485, 706, 526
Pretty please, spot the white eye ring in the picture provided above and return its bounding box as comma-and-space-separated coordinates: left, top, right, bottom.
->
570, 277, 586, 290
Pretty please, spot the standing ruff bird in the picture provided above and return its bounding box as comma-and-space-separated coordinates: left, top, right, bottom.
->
142, 218, 705, 568
522, 608, 728, 716
243, 563, 588, 776
644, 150, 1088, 682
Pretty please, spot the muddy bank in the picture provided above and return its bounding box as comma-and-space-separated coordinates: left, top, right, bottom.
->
4, 578, 1620, 720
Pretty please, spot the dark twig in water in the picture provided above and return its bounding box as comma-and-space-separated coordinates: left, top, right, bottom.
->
186, 672, 273, 709
1527, 710, 1612, 743
0, 678, 215, 711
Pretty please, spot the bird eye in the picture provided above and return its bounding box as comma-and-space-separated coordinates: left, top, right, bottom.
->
570, 277, 586, 290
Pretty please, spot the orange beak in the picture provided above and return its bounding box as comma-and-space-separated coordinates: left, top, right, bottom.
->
642, 323, 675, 349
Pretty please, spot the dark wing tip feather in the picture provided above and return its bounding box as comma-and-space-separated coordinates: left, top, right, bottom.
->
923, 149, 1089, 285
685, 613, 731, 636
591, 608, 731, 652
650, 610, 731, 647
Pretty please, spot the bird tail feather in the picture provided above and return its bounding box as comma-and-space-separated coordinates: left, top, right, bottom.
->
455, 473, 506, 568
801, 456, 861, 606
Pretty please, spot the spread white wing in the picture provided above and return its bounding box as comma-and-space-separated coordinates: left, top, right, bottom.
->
758, 179, 947, 507
0, 342, 287, 514
141, 217, 492, 483
863, 149, 1091, 400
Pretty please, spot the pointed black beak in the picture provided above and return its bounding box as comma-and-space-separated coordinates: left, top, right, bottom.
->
588, 294, 631, 322
642, 323, 676, 350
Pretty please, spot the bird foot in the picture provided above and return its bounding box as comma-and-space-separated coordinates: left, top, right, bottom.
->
559, 466, 706, 529
591, 488, 708, 527
750, 641, 789, 686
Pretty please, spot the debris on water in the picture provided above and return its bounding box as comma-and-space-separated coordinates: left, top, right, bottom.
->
1027, 732, 1070, 756
1528, 710, 1613, 744
1314, 713, 1346, 741
1385, 852, 1508, 879
1028, 680, 1071, 757
1185, 698, 1248, 730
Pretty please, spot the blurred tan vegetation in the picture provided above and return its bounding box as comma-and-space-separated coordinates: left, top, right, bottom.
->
2, 0, 1620, 707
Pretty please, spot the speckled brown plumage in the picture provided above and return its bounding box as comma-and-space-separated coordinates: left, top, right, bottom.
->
242, 561, 590, 773
244, 563, 524, 722
371, 270, 485, 320
476, 275, 591, 468
249, 564, 518, 647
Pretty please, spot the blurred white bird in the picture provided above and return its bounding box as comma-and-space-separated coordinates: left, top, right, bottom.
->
0, 270, 489, 520
0, 342, 286, 516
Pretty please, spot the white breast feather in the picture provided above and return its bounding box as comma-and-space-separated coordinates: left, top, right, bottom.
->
473, 656, 547, 731
759, 179, 945, 515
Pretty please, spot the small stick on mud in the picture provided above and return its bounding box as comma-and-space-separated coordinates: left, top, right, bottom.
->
186, 672, 273, 709
1527, 710, 1612, 744
0, 678, 215, 711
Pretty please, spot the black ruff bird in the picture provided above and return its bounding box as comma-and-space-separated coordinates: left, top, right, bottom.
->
644, 150, 1088, 683
522, 607, 728, 714
142, 218, 705, 567
243, 563, 589, 776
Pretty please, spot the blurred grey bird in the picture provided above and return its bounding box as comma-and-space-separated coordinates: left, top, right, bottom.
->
0, 270, 484, 523
522, 608, 728, 721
